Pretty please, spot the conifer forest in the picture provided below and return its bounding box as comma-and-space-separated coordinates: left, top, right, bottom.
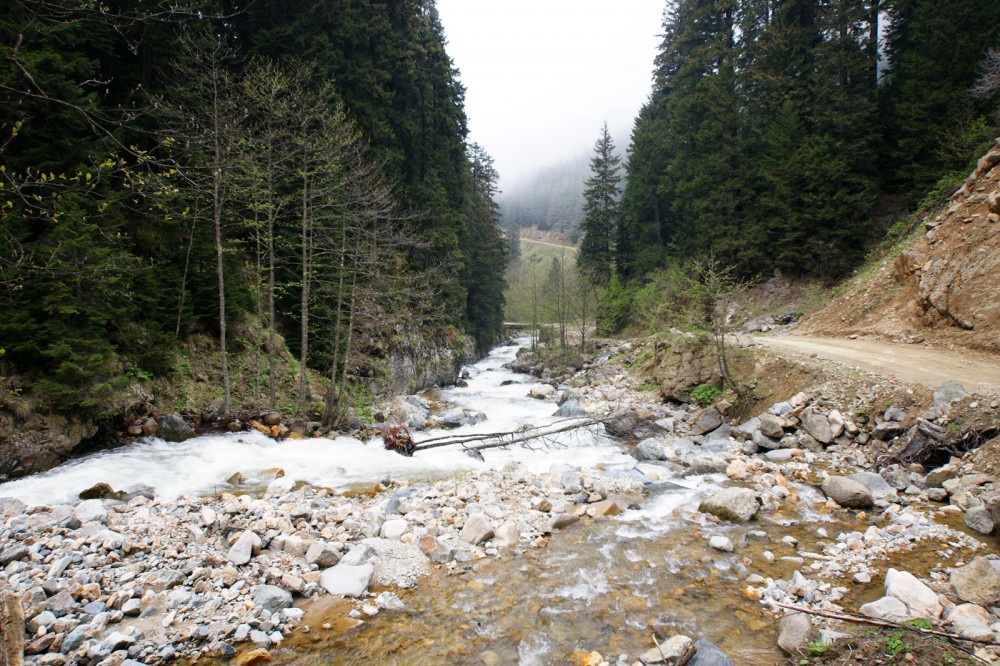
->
1, 1, 509, 421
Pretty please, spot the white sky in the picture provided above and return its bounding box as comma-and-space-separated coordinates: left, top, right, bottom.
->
435, 0, 665, 189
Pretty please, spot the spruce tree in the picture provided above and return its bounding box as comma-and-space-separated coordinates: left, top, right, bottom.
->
579, 122, 622, 285
618, 100, 670, 281
881, 0, 1000, 200
461, 143, 507, 353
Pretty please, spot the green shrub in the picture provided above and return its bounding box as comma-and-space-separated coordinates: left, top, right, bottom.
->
906, 618, 934, 630
691, 383, 720, 405
596, 275, 636, 335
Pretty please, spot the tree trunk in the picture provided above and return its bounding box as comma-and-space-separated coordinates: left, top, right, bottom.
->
266, 158, 277, 411
254, 210, 263, 402
332, 281, 357, 426
297, 171, 311, 413
324, 220, 349, 427
175, 211, 197, 338
212, 81, 231, 414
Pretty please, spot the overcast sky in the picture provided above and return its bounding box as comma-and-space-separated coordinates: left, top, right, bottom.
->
435, 0, 665, 189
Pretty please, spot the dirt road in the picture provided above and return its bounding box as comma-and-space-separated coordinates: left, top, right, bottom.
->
755, 335, 1000, 390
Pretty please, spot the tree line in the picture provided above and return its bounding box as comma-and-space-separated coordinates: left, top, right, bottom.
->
0, 0, 507, 423
577, 0, 1000, 312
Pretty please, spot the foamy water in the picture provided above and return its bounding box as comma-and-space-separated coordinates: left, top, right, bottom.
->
0, 339, 634, 506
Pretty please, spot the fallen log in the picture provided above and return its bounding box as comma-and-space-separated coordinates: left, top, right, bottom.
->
404, 416, 600, 456
775, 602, 994, 663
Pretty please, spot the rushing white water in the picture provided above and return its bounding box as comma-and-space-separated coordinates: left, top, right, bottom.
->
0, 339, 634, 506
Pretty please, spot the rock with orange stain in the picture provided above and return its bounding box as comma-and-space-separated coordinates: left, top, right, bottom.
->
234, 648, 271, 666
249, 420, 270, 436
569, 651, 604, 666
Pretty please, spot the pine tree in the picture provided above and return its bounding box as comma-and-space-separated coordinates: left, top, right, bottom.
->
657, 0, 748, 269
579, 122, 622, 285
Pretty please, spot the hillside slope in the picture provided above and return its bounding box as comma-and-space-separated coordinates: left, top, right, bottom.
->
797, 139, 1000, 354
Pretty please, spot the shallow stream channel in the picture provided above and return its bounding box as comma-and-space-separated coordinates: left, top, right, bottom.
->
0, 340, 935, 664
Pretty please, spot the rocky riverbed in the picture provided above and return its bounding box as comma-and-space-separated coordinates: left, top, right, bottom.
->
2, 338, 1000, 666
0, 458, 645, 665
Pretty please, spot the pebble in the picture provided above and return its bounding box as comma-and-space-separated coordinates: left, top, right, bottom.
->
708, 536, 735, 553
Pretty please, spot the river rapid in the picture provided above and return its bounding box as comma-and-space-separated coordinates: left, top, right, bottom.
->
0, 340, 634, 506
4, 339, 979, 665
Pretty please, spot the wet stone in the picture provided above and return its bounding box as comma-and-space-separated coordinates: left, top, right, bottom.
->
549, 513, 579, 530
699, 487, 760, 522
964, 506, 995, 535
777, 612, 812, 654
885, 568, 942, 619
252, 585, 292, 613
821, 476, 874, 509
319, 563, 373, 598
461, 513, 495, 545
949, 557, 1000, 605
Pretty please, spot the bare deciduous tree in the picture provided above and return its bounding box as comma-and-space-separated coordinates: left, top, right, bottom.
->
973, 48, 1000, 99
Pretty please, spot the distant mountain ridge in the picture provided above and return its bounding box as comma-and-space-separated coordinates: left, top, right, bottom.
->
499, 130, 629, 243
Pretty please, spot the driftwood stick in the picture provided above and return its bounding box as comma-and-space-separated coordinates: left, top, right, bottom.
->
776, 602, 998, 660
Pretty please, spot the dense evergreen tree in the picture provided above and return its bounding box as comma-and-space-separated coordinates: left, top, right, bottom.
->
880, 0, 1000, 200
617, 100, 670, 281
617, 0, 882, 283
462, 143, 508, 353
578, 123, 622, 284
0, 1, 182, 412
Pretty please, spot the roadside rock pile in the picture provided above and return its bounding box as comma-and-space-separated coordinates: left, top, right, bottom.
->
0, 461, 642, 665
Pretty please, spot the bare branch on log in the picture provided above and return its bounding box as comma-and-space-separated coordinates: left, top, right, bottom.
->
776, 602, 995, 663
397, 417, 601, 456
